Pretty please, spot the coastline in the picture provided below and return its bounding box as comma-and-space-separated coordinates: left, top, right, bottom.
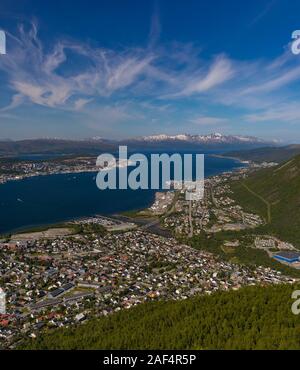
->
0, 168, 98, 186
210, 153, 252, 164
0, 159, 139, 186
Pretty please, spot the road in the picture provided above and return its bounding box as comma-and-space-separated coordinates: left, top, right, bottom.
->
188, 200, 194, 238
241, 183, 271, 223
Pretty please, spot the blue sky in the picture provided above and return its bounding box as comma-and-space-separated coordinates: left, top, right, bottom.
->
0, 0, 300, 142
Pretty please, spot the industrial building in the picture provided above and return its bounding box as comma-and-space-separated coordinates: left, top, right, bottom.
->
273, 251, 300, 264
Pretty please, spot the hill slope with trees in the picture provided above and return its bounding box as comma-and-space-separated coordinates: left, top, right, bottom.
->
20, 284, 300, 350
224, 144, 300, 164
231, 154, 300, 246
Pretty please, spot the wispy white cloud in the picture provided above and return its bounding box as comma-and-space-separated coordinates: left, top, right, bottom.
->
249, 0, 277, 26
0, 22, 237, 112
206, 50, 300, 117
241, 65, 300, 95
0, 22, 156, 110
190, 115, 229, 126
73, 98, 93, 111
169, 56, 234, 98
244, 102, 300, 123
148, 4, 161, 49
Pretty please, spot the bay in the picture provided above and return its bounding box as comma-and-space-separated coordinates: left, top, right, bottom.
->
0, 155, 245, 234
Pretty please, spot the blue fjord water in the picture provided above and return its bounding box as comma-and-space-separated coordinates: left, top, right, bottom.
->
0, 155, 245, 234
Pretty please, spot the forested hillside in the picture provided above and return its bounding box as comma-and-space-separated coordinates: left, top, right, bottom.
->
20, 284, 300, 350
231, 154, 300, 246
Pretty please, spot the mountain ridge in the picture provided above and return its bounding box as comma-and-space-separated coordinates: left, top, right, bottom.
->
0, 134, 278, 156
123, 132, 278, 145
223, 144, 300, 163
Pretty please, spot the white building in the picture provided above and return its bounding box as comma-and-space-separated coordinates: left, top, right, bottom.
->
0, 288, 6, 314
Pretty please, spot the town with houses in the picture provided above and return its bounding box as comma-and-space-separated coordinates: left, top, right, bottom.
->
163, 175, 264, 236
0, 157, 99, 185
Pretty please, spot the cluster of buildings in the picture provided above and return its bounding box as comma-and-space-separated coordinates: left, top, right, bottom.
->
163, 169, 263, 237
254, 236, 296, 251
253, 237, 300, 268
0, 157, 98, 184
72, 216, 136, 232
148, 192, 175, 215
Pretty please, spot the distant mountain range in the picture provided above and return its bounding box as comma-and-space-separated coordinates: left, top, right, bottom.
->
124, 132, 276, 144
223, 144, 300, 163
0, 133, 279, 157
0, 138, 116, 157
120, 133, 278, 150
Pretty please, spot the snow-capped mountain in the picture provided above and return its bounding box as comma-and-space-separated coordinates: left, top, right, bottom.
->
0, 133, 280, 156
127, 133, 277, 145
119, 133, 279, 151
